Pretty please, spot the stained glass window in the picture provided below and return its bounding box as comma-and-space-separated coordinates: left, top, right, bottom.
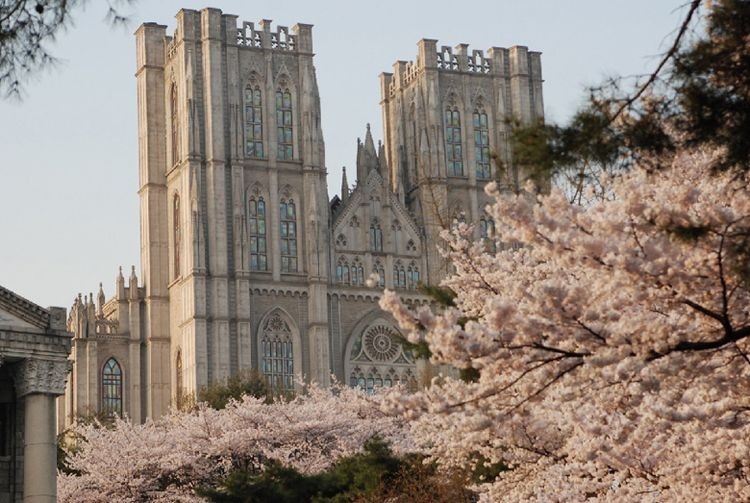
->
173, 194, 180, 279
102, 358, 123, 417
280, 199, 297, 272
373, 261, 385, 287
347, 324, 418, 395
407, 263, 420, 289
393, 262, 406, 289
445, 107, 464, 176
276, 89, 293, 160
249, 197, 267, 270
244, 86, 264, 158
473, 110, 491, 179
261, 312, 295, 392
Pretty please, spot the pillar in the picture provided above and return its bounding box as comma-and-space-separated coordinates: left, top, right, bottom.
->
14, 358, 69, 503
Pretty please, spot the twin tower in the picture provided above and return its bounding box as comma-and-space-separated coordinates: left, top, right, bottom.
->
58, 8, 543, 427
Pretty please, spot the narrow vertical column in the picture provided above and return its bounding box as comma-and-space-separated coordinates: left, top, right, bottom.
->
201, 8, 231, 381
14, 359, 69, 503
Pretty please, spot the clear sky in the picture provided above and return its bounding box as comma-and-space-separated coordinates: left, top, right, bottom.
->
0, 0, 690, 309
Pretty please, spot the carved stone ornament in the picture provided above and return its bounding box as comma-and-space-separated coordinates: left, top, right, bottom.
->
13, 358, 71, 397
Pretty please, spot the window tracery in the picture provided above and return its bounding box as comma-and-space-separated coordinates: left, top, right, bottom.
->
248, 196, 267, 270
373, 260, 385, 287
407, 262, 420, 289
244, 85, 264, 158
393, 261, 406, 289
280, 199, 297, 272
260, 312, 295, 391
473, 109, 491, 179
102, 358, 123, 417
347, 324, 417, 395
276, 88, 293, 160
445, 106, 464, 176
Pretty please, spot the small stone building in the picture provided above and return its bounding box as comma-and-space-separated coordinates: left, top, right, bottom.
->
0, 285, 71, 503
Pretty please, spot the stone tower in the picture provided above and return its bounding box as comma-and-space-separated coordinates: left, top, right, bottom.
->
135, 8, 330, 401
59, 9, 544, 427
380, 41, 543, 280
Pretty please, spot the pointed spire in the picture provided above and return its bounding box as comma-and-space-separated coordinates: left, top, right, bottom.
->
116, 266, 125, 299
364, 123, 376, 157
97, 282, 105, 317
341, 166, 349, 202
129, 265, 139, 300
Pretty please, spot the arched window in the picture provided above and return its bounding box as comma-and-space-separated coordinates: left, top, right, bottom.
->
353, 260, 364, 286
173, 194, 181, 278
171, 83, 179, 165
102, 358, 123, 417
407, 262, 420, 290
175, 350, 184, 406
393, 261, 406, 289
280, 199, 297, 272
249, 196, 267, 270
276, 89, 293, 159
373, 261, 385, 287
244, 85, 264, 158
261, 312, 295, 391
445, 106, 463, 176
336, 257, 350, 285
369, 221, 383, 252
347, 324, 417, 395
473, 110, 491, 179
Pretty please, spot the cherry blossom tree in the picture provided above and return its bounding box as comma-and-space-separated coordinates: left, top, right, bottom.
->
58, 383, 413, 502
381, 145, 750, 501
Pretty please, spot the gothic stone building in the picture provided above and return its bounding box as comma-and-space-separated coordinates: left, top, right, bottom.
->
58, 7, 543, 426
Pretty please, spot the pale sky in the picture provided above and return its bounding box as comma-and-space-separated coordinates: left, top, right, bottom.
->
0, 0, 689, 309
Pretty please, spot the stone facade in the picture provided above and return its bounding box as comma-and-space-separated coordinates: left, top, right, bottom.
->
59, 7, 543, 426
0, 285, 72, 503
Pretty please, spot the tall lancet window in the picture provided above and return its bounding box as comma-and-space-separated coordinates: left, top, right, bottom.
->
261, 312, 295, 391
276, 89, 293, 160
280, 199, 297, 272
175, 350, 184, 407
173, 194, 181, 278
473, 110, 491, 179
171, 84, 179, 165
369, 220, 383, 252
102, 358, 123, 417
445, 106, 464, 176
244, 85, 264, 158
248, 197, 267, 270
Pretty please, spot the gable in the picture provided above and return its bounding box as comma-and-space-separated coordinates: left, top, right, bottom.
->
0, 285, 50, 330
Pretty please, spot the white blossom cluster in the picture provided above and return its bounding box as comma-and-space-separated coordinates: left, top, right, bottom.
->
58, 383, 413, 502
380, 146, 750, 501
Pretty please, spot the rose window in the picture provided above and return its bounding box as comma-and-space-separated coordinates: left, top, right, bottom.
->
362, 325, 399, 362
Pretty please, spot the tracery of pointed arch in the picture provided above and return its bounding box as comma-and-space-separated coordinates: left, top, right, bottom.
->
258, 308, 300, 392
346, 321, 417, 394
335, 233, 347, 248
471, 87, 489, 108
246, 182, 269, 271
442, 87, 461, 106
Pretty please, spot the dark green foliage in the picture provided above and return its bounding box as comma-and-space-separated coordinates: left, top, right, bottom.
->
197, 369, 271, 410
671, 0, 750, 169
201, 437, 477, 503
